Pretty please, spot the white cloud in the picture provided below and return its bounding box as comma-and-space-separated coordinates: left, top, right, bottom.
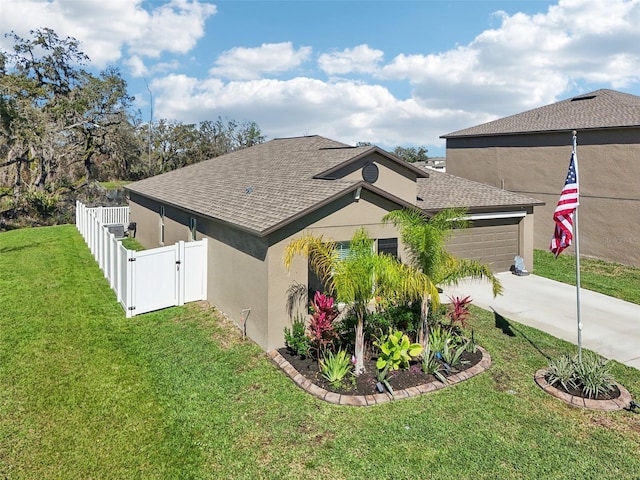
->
150, 74, 463, 149
4, 0, 640, 153
381, 0, 640, 119
128, 0, 217, 58
209, 42, 312, 80
125, 55, 181, 78
0, 0, 216, 67
318, 44, 384, 75
125, 55, 149, 77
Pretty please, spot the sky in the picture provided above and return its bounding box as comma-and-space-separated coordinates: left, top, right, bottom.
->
2, 0, 640, 156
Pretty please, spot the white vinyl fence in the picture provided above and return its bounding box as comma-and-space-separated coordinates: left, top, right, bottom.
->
75, 201, 207, 317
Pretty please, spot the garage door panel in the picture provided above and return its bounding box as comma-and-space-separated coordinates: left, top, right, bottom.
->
447, 221, 519, 272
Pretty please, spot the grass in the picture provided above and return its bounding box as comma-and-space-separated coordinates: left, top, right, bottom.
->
1, 226, 639, 479
121, 236, 145, 251
534, 249, 640, 304
99, 180, 131, 190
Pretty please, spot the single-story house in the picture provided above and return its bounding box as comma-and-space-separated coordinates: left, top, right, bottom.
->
442, 89, 640, 267
125, 135, 541, 351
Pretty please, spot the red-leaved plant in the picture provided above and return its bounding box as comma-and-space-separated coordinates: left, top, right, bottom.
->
309, 292, 339, 363
448, 295, 472, 328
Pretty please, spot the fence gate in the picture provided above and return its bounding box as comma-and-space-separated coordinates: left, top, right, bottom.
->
130, 245, 180, 315
76, 201, 208, 318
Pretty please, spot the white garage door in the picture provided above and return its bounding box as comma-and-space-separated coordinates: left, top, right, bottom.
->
447, 218, 519, 272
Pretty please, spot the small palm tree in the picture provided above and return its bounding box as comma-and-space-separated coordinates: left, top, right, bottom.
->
283, 227, 438, 375
382, 207, 503, 349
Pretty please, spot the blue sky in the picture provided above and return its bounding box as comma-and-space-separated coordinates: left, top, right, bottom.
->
2, 0, 640, 156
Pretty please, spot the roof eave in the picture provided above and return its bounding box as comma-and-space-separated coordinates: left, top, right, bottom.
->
258, 180, 417, 237
421, 201, 544, 216
441, 124, 640, 139
313, 146, 429, 179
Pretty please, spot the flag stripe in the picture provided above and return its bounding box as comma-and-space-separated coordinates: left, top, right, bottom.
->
549, 151, 579, 257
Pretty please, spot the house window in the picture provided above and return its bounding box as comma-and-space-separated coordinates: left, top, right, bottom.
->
336, 241, 351, 261
159, 205, 165, 245
189, 217, 197, 241
377, 238, 398, 258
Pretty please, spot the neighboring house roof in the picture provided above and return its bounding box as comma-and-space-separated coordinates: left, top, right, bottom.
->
126, 135, 427, 236
441, 89, 640, 138
414, 163, 544, 213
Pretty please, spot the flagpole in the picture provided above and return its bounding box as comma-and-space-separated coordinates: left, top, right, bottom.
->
572, 130, 583, 362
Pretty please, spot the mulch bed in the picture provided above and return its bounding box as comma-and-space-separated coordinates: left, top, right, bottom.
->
278, 347, 483, 396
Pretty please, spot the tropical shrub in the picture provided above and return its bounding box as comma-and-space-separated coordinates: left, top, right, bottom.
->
308, 292, 339, 358
284, 315, 312, 357
439, 337, 469, 369
574, 354, 616, 399
421, 341, 447, 383
427, 325, 452, 357
283, 228, 436, 375
547, 353, 617, 399
369, 301, 421, 341
547, 355, 577, 392
320, 349, 353, 389
448, 295, 472, 328
374, 329, 423, 372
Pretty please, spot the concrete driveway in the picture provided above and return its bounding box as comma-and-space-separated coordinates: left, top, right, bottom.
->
442, 272, 640, 370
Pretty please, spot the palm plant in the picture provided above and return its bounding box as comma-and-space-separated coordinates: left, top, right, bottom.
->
283, 227, 438, 375
382, 207, 503, 349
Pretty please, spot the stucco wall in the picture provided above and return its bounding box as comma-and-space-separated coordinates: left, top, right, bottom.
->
446, 129, 640, 266
265, 189, 405, 351
338, 152, 418, 204
198, 220, 270, 348
128, 192, 199, 248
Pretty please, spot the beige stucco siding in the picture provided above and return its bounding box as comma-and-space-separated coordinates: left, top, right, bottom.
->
336, 153, 418, 204
264, 190, 404, 351
446, 129, 640, 266
198, 220, 270, 347
128, 192, 198, 248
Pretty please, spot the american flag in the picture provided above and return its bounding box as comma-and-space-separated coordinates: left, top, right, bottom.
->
550, 152, 579, 257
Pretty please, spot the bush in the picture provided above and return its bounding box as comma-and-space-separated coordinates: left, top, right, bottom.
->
547, 353, 616, 399
320, 349, 353, 389
284, 315, 312, 357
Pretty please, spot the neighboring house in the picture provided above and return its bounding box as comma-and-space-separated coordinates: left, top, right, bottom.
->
125, 135, 541, 351
442, 89, 640, 267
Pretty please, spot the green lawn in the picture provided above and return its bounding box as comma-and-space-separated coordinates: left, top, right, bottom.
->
1, 226, 639, 479
99, 180, 131, 190
534, 249, 640, 304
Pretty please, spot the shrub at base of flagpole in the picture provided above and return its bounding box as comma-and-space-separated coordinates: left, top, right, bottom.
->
535, 353, 632, 410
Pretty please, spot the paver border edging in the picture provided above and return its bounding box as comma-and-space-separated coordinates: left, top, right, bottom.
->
534, 368, 632, 411
267, 346, 491, 406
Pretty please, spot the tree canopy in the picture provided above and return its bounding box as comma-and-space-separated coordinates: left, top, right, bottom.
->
0, 28, 265, 226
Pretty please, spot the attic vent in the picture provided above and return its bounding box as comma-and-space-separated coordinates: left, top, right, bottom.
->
571, 94, 597, 102
362, 162, 379, 183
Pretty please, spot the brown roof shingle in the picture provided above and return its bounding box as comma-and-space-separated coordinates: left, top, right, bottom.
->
442, 89, 640, 138
415, 164, 543, 212
126, 136, 543, 236
126, 136, 424, 235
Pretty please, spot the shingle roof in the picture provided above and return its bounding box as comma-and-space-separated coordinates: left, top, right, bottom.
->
126, 136, 425, 235
126, 136, 543, 236
442, 89, 640, 138
414, 164, 543, 211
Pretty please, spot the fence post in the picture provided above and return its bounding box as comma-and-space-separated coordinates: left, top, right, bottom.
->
108, 232, 114, 287
126, 248, 135, 318
178, 241, 185, 306
201, 238, 208, 300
